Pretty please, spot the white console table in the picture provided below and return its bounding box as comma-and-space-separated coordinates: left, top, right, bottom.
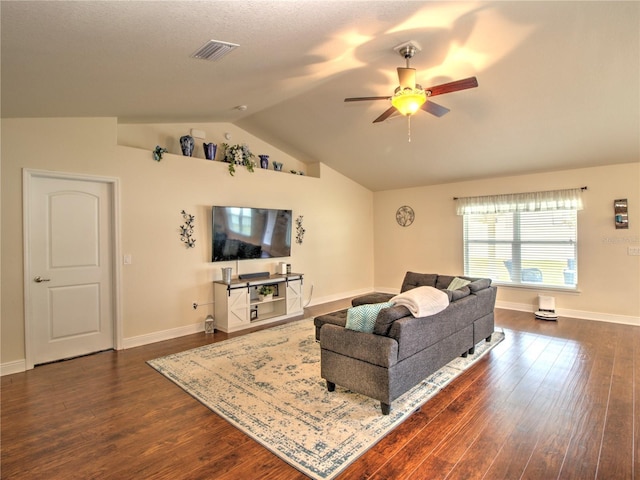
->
214, 273, 303, 333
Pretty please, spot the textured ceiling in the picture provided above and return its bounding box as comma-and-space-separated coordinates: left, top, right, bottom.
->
2, 1, 638, 191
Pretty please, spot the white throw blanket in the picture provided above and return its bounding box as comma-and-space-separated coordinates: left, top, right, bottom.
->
390, 286, 450, 318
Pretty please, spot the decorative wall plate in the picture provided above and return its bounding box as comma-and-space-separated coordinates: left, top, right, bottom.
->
396, 206, 415, 227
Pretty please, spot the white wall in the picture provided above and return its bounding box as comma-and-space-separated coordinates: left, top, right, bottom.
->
373, 163, 640, 324
1, 117, 374, 367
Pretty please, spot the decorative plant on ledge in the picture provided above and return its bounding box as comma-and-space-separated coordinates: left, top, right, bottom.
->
221, 143, 255, 176
153, 145, 168, 161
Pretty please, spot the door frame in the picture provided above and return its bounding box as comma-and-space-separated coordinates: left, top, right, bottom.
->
22, 169, 123, 370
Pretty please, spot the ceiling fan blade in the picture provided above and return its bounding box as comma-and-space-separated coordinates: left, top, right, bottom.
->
344, 96, 391, 102
421, 100, 450, 117
373, 106, 397, 123
397, 67, 416, 89
426, 77, 478, 97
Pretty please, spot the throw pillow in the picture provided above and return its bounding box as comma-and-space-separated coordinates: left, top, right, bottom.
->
345, 302, 395, 333
447, 277, 471, 291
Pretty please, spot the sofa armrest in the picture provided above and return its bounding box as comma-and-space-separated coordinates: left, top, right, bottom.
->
319, 324, 398, 368
351, 293, 395, 307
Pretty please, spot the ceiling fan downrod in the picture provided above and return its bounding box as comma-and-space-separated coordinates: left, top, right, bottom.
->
399, 44, 417, 67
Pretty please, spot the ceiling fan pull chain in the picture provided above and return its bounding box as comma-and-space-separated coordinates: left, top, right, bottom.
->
407, 116, 412, 143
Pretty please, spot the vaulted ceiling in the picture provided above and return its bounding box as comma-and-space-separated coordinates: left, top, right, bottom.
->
2, 1, 638, 191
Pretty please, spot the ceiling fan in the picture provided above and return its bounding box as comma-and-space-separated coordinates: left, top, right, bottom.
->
344, 42, 478, 124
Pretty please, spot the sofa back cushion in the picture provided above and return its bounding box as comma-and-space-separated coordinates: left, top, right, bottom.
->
467, 278, 491, 292
449, 286, 471, 301
436, 274, 491, 293
373, 305, 411, 336
401, 272, 438, 292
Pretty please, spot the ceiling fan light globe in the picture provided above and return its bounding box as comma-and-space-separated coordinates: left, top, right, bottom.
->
391, 88, 427, 116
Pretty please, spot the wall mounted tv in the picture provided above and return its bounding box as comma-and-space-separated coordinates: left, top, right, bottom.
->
212, 206, 292, 262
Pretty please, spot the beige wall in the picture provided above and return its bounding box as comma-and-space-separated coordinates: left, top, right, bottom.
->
1, 117, 374, 365
373, 163, 640, 324
3, 117, 638, 369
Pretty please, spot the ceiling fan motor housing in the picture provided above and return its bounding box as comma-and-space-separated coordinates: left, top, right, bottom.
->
344, 41, 477, 123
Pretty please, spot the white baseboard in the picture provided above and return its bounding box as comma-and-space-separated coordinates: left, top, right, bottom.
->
1, 323, 206, 376
122, 321, 204, 349
1, 359, 27, 376
496, 300, 640, 326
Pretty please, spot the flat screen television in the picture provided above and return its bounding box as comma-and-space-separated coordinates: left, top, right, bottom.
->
212, 206, 292, 262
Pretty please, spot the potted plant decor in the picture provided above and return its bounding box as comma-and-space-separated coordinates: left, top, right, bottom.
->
221, 143, 255, 176
258, 285, 275, 301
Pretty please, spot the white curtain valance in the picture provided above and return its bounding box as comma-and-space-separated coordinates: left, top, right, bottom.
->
455, 187, 585, 215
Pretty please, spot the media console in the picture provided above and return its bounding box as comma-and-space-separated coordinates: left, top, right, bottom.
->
213, 273, 304, 333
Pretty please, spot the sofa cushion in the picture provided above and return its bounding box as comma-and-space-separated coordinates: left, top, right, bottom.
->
447, 277, 471, 291
400, 272, 438, 292
436, 275, 456, 290
441, 287, 472, 302
450, 286, 471, 301
467, 278, 491, 292
345, 302, 395, 333
373, 305, 411, 336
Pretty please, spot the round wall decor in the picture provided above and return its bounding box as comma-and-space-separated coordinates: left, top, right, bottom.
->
396, 206, 415, 227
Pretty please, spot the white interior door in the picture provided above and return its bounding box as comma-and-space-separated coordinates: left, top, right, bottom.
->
25, 172, 117, 366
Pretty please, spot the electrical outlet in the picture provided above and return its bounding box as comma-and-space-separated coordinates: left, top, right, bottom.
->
628, 246, 640, 256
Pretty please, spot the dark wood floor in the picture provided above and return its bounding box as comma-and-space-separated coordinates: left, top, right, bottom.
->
2, 302, 638, 479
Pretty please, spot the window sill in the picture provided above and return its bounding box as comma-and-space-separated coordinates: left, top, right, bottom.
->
493, 281, 581, 294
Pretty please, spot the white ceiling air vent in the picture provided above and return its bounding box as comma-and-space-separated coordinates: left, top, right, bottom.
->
190, 40, 239, 61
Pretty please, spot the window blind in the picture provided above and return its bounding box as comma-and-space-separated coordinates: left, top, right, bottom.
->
458, 188, 582, 289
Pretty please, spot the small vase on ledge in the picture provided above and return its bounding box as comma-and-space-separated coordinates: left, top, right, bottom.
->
203, 143, 217, 160
273, 161, 283, 171
258, 155, 269, 169
180, 135, 194, 157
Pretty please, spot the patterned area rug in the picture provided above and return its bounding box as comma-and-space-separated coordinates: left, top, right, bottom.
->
148, 318, 504, 479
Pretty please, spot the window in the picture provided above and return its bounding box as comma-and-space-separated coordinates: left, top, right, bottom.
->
457, 188, 583, 289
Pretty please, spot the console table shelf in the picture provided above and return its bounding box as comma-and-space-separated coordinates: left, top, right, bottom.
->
214, 273, 303, 333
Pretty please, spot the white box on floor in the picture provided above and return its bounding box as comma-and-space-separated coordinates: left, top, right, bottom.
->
535, 295, 558, 321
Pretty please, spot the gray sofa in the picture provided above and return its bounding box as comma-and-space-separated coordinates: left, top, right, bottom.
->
315, 272, 497, 414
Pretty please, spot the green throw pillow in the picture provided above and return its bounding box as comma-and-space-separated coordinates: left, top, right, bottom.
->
447, 277, 471, 291
345, 302, 395, 333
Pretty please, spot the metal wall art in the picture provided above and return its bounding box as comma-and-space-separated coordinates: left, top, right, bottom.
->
396, 206, 415, 227
180, 210, 196, 248
296, 215, 305, 244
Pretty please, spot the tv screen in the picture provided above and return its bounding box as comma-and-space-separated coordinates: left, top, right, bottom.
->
212, 206, 292, 262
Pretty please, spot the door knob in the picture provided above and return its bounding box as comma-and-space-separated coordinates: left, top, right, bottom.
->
34, 276, 51, 283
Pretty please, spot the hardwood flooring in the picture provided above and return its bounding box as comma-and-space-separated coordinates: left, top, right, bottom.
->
2, 303, 638, 479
